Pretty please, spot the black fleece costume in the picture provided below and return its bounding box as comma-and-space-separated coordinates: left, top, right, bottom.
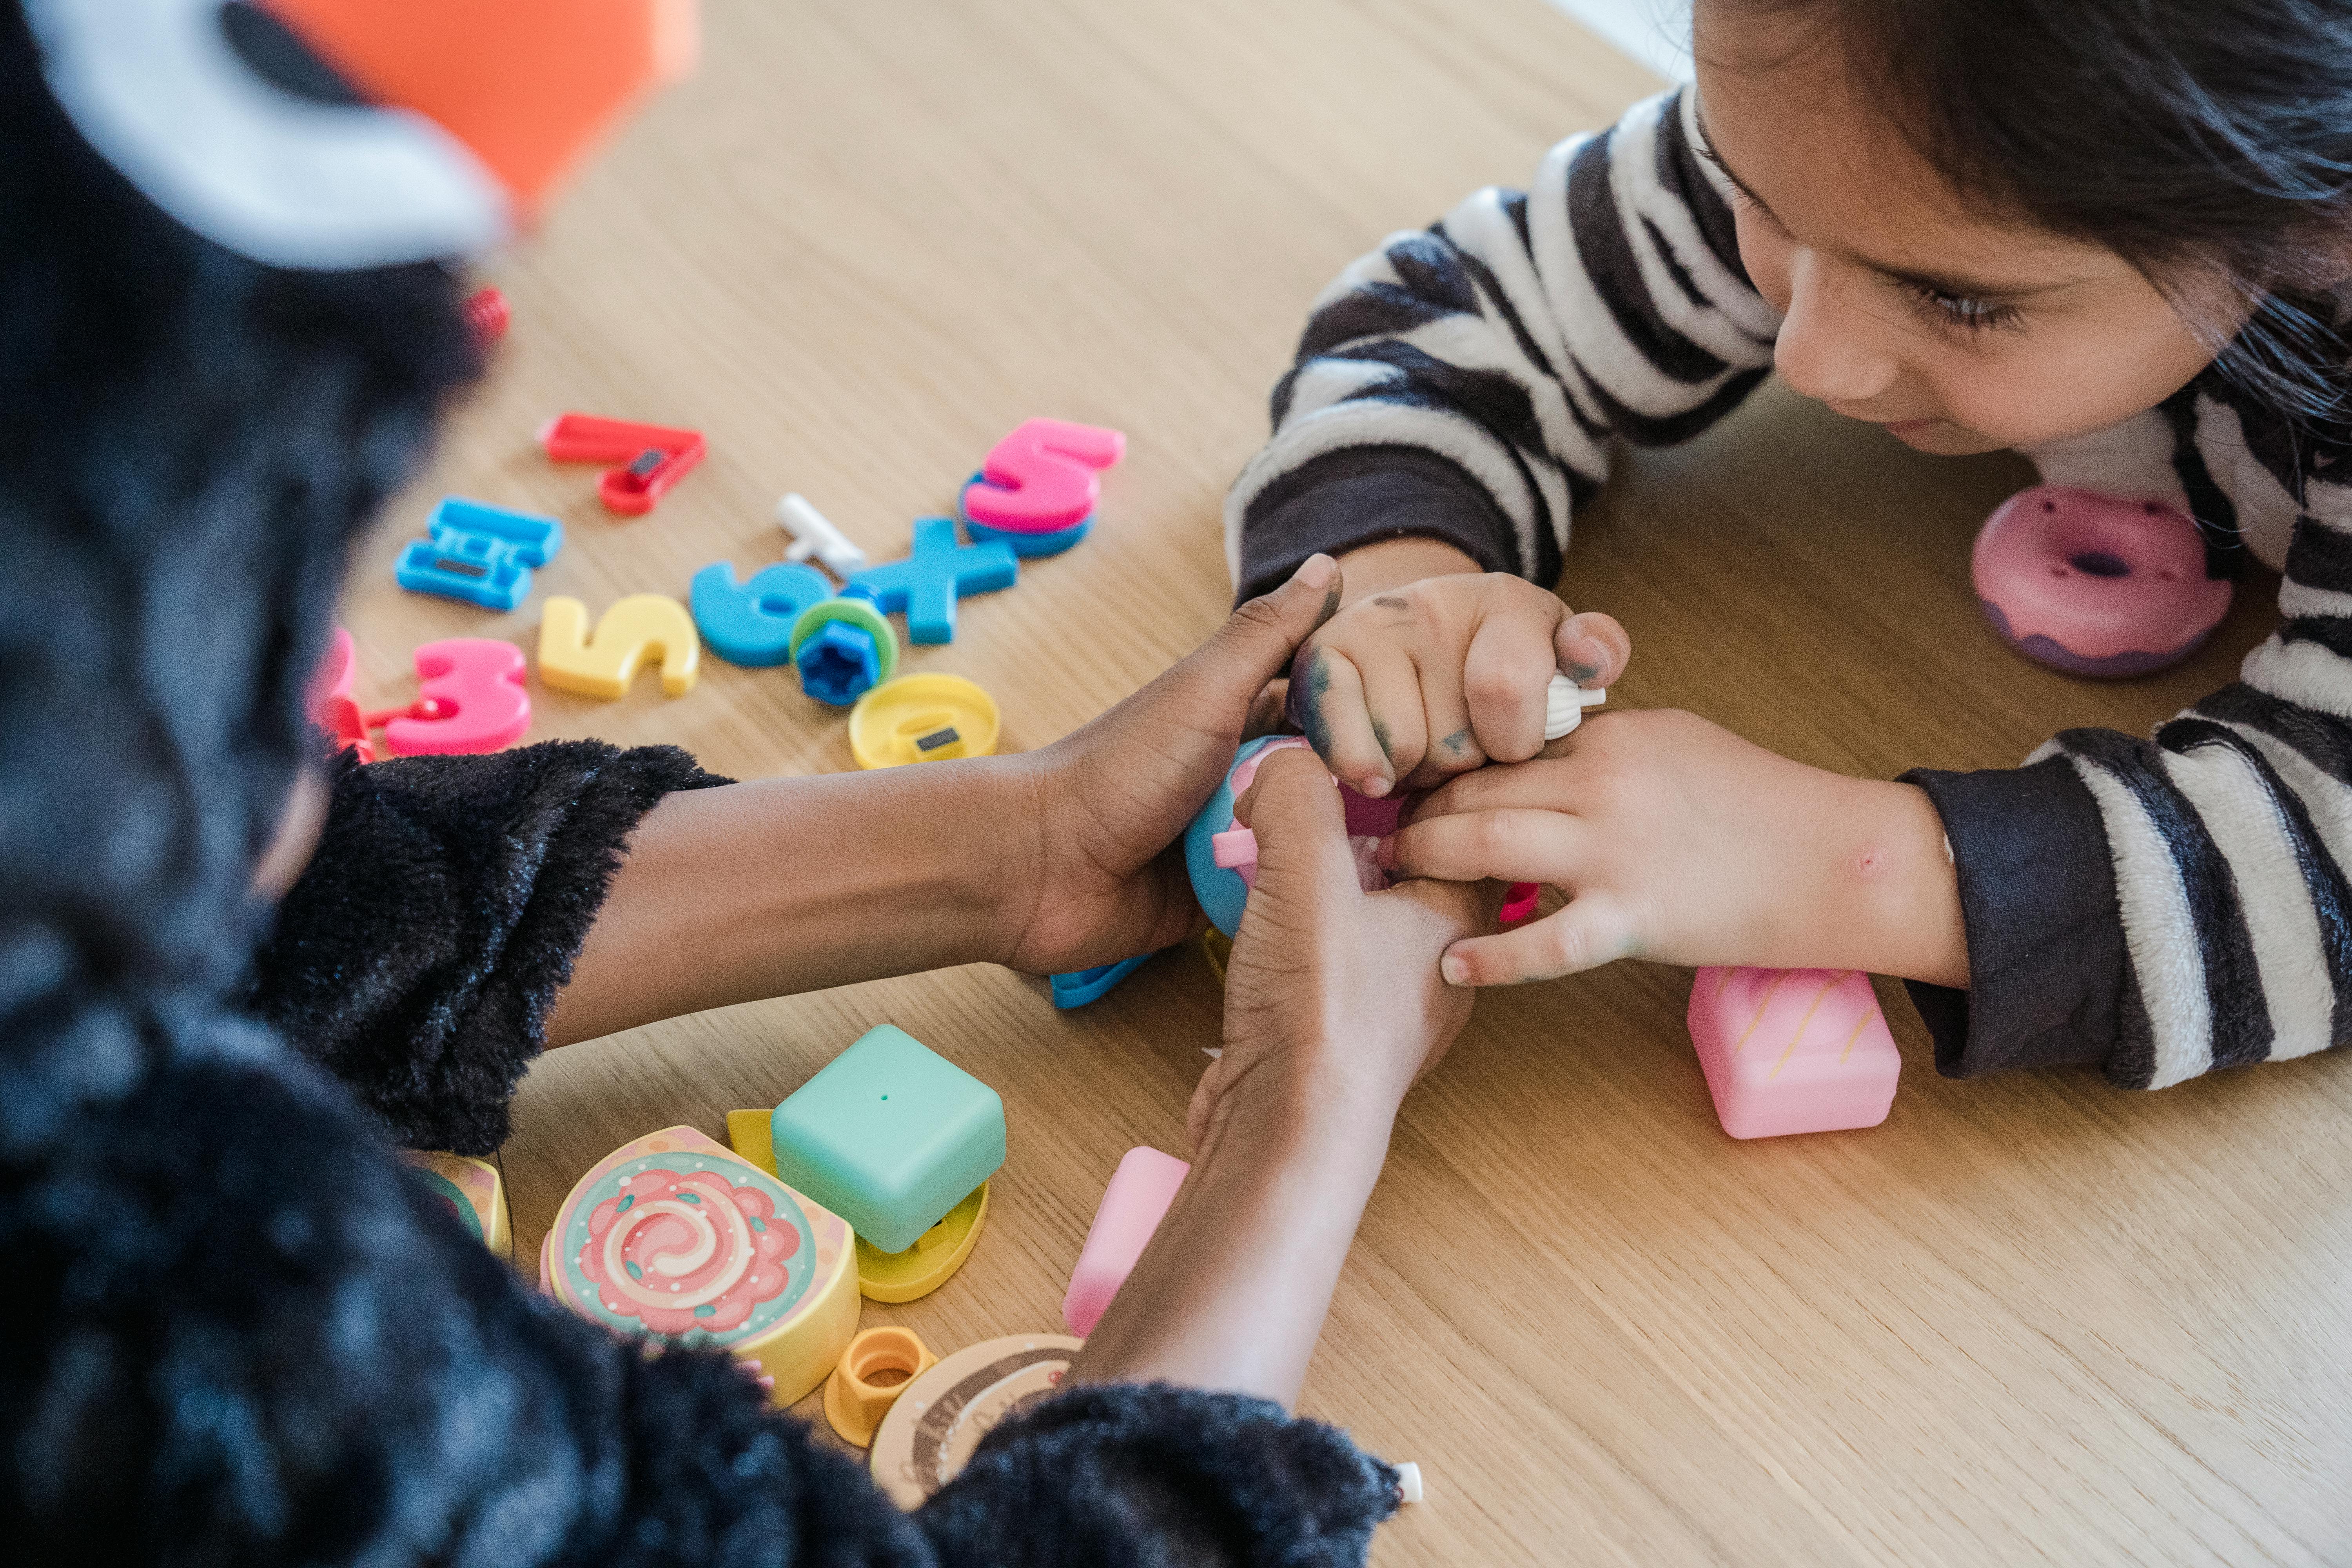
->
0, 9, 1397, 1561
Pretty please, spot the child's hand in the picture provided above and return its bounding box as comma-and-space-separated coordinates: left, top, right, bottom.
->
1285, 573, 1628, 800
1192, 747, 1489, 1147
1381, 708, 1968, 988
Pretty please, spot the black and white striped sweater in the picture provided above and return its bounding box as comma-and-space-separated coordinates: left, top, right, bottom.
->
1228, 87, 2352, 1091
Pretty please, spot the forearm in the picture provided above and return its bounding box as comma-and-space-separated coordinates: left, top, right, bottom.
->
547, 760, 1028, 1047
1067, 1078, 1394, 1408
1782, 775, 1969, 989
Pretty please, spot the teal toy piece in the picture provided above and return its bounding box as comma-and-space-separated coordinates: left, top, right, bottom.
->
395, 497, 563, 611
967, 516, 1091, 559
770, 1025, 1007, 1254
1050, 953, 1153, 1008
961, 472, 1092, 559
844, 516, 1016, 644
691, 561, 833, 667
788, 597, 897, 706
1183, 736, 1286, 940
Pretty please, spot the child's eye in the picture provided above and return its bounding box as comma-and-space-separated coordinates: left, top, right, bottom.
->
1900, 280, 2024, 334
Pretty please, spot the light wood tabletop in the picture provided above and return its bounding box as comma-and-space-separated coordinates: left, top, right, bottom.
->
336, 0, 2352, 1561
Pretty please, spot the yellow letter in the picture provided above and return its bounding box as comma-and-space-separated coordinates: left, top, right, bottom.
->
538, 594, 701, 699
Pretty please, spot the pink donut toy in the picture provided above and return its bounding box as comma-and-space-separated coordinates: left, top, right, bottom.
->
1973, 486, 2232, 677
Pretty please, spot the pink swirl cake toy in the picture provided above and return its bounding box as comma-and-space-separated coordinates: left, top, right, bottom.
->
1062, 1147, 1191, 1338
1973, 486, 2232, 677
1686, 967, 1901, 1138
543, 1126, 860, 1407
403, 1149, 510, 1261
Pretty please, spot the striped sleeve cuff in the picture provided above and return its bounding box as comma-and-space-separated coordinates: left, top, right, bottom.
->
1899, 755, 2124, 1079
1234, 446, 1524, 604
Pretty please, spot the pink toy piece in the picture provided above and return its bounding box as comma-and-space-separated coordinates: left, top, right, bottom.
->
1686, 967, 1900, 1139
963, 417, 1127, 533
1973, 486, 2232, 677
307, 627, 377, 762
381, 639, 532, 756
1207, 737, 1397, 893
1499, 882, 1541, 924
1063, 1147, 1191, 1337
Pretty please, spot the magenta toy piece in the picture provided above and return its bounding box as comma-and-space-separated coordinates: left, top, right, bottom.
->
1686, 967, 1901, 1139
463, 286, 510, 347
1063, 1147, 1191, 1337
1973, 486, 2232, 677
1499, 883, 1541, 924
379, 639, 532, 756
962, 417, 1126, 534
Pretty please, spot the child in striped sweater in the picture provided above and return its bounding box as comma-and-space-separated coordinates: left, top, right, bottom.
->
1229, 0, 2352, 1091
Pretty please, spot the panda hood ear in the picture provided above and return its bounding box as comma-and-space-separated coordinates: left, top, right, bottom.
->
18, 0, 695, 271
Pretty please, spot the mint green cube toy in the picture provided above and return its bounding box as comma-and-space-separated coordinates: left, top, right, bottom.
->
770, 1025, 1005, 1254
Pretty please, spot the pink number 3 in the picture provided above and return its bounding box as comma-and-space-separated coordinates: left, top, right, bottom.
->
382, 639, 531, 757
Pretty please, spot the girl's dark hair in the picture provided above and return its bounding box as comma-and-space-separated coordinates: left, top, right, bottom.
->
1708, 0, 2352, 421
0, 5, 475, 1147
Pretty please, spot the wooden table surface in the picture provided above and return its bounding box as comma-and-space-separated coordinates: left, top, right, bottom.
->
337, 0, 2352, 1561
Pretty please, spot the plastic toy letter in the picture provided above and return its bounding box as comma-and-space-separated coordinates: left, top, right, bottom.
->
538, 593, 701, 699
963, 418, 1126, 533
692, 561, 833, 667
394, 497, 563, 612
382, 639, 531, 755
843, 517, 1015, 645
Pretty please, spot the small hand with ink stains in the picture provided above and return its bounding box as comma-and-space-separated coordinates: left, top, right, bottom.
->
1379, 708, 1969, 989
1284, 572, 1629, 799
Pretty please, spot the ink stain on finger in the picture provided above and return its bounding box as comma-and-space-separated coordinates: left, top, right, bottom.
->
1288, 648, 1336, 754
1373, 594, 1410, 611
1441, 728, 1471, 754
1372, 719, 1395, 763
1561, 659, 1602, 684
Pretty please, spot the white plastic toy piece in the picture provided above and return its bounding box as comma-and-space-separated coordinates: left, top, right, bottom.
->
777, 493, 871, 578
1395, 1462, 1424, 1505
1543, 673, 1608, 741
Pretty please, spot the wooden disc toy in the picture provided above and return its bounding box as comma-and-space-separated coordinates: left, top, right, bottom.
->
867, 1334, 1085, 1508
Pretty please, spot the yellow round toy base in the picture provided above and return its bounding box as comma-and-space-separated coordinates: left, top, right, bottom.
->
869, 1334, 1087, 1509
1200, 926, 1232, 987
849, 674, 1000, 769
857, 1181, 990, 1303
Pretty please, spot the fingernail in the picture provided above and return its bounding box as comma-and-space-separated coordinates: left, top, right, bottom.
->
1374, 835, 1397, 870
1361, 775, 1391, 799
1296, 553, 1337, 590
1442, 954, 1471, 985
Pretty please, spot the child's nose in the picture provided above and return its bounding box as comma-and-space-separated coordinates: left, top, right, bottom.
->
1770, 253, 1900, 407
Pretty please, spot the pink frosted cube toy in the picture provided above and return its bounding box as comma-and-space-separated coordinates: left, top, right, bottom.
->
1687, 967, 1900, 1139
1063, 1147, 1191, 1337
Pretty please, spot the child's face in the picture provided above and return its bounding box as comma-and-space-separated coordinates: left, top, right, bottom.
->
1693, 5, 2230, 455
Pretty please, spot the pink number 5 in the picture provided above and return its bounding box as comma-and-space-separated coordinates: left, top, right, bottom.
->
963, 417, 1126, 532
383, 639, 531, 757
